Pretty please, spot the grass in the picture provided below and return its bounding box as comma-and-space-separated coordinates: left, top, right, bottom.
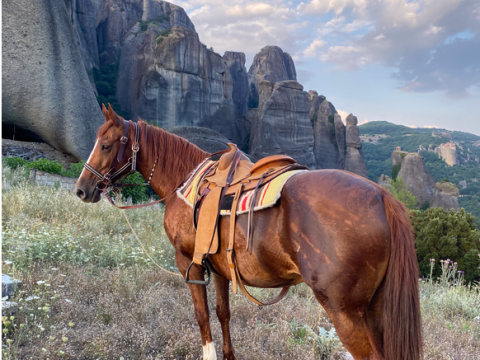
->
2, 166, 480, 359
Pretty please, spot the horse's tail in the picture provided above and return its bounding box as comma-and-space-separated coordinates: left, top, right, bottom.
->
381, 189, 422, 360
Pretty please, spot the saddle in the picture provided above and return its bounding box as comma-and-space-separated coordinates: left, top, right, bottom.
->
186, 143, 308, 305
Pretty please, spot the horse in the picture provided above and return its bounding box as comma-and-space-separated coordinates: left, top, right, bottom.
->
74, 104, 422, 360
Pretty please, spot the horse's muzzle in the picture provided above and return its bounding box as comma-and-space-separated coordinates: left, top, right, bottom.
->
74, 180, 101, 203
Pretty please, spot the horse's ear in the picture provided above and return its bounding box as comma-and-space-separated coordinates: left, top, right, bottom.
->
101, 104, 109, 122
108, 103, 123, 127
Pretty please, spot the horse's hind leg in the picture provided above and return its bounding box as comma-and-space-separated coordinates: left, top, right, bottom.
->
309, 286, 384, 360
213, 274, 236, 360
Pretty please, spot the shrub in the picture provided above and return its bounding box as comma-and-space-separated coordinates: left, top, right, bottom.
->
95, 81, 113, 97
385, 178, 418, 210
400, 152, 407, 159
420, 201, 430, 211
413, 207, 480, 283
391, 163, 401, 180
156, 36, 164, 45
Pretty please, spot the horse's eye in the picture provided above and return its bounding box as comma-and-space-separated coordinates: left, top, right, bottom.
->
101, 145, 110, 151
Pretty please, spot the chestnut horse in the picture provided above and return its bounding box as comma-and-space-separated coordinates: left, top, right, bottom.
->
75, 105, 422, 360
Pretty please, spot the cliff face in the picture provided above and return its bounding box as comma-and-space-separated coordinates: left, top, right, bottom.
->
344, 114, 367, 177
430, 182, 461, 211
248, 46, 296, 100
397, 153, 435, 206
435, 142, 458, 166
248, 80, 316, 168
2, 0, 104, 160
224, 51, 249, 116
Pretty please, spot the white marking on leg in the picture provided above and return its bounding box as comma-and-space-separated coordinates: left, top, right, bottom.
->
80, 140, 99, 178
202, 341, 217, 360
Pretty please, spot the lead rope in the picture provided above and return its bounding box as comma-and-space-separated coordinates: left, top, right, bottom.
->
121, 209, 182, 277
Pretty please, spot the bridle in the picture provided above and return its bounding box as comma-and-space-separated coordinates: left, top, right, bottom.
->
83, 119, 164, 209
84, 119, 141, 191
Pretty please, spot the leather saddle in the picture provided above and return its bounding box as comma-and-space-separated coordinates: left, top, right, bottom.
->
186, 143, 308, 306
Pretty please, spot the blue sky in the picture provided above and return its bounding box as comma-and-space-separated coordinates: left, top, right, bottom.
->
178, 0, 480, 135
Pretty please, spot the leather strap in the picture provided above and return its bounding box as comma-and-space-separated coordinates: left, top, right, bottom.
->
246, 172, 267, 253
227, 184, 243, 294
235, 267, 291, 306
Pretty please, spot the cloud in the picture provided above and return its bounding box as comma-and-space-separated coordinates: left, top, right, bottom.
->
359, 119, 369, 125
336, 110, 349, 123
300, 0, 480, 98
423, 125, 439, 129
303, 39, 326, 57
186, 1, 306, 60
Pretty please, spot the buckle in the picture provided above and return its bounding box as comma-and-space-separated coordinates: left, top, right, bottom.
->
103, 173, 111, 181
120, 136, 128, 144
132, 142, 140, 153
96, 181, 108, 191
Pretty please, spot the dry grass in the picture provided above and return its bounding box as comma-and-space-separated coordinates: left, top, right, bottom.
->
2, 167, 480, 359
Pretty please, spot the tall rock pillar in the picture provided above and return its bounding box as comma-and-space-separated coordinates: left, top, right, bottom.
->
344, 114, 367, 177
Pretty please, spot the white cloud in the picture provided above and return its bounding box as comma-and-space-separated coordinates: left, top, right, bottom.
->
359, 119, 370, 125
303, 39, 326, 57
336, 110, 349, 123
320, 46, 368, 71
423, 125, 439, 129
406, 125, 417, 128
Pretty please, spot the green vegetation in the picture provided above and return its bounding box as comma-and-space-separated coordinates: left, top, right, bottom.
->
2, 167, 480, 359
2, 157, 148, 204
391, 163, 401, 180
385, 178, 418, 210
360, 121, 480, 227
92, 62, 129, 119
138, 14, 171, 32
155, 28, 171, 45
412, 208, 480, 283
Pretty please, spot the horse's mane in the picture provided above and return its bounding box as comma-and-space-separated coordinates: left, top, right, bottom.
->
137, 120, 209, 186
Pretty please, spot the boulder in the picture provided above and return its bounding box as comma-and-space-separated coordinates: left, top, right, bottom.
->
430, 182, 461, 211
2, 0, 104, 160
248, 80, 316, 168
459, 180, 467, 189
248, 46, 296, 100
397, 153, 435, 206
224, 51, 249, 116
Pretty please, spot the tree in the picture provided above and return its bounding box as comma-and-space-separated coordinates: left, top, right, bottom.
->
384, 178, 418, 210
412, 207, 480, 283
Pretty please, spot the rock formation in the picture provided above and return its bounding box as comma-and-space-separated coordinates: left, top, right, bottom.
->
344, 115, 367, 177
224, 52, 249, 116
391, 146, 408, 167
459, 180, 467, 189
247, 46, 296, 101
2, 0, 104, 160
248, 80, 316, 168
430, 182, 461, 211
434, 142, 458, 166
168, 126, 231, 154
377, 174, 392, 188
397, 153, 435, 206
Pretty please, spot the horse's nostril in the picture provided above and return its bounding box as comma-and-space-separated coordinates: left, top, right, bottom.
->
76, 188, 85, 200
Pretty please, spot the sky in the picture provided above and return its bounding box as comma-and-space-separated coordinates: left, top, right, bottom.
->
175, 0, 480, 135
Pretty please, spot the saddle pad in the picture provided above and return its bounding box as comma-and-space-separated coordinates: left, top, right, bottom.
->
177, 161, 306, 216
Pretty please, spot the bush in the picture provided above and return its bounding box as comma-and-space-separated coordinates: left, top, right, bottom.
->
95, 81, 113, 97
413, 207, 480, 283
385, 178, 418, 210
391, 163, 401, 180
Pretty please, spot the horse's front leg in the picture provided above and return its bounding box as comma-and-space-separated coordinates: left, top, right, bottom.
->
213, 273, 236, 360
176, 253, 217, 360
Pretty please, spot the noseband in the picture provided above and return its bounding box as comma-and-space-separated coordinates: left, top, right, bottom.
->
84, 119, 141, 191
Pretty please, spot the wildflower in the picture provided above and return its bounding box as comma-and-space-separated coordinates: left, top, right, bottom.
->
58, 350, 65, 355
42, 348, 47, 353
4, 260, 12, 265
6, 339, 13, 345
65, 299, 72, 303
37, 280, 45, 285
19, 324, 25, 329
62, 337, 68, 343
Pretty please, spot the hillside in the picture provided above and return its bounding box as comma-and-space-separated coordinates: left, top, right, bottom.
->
359, 121, 480, 225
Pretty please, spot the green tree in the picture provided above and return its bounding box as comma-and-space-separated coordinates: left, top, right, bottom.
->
412, 207, 480, 283
384, 178, 418, 210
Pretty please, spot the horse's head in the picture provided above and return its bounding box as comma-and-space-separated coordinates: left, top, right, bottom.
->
74, 104, 135, 203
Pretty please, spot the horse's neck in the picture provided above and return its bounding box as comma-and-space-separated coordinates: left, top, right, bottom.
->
136, 128, 208, 201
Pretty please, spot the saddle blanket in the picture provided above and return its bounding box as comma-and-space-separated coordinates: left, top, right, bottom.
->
176, 159, 306, 216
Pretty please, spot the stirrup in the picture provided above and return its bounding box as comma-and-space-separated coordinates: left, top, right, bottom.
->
185, 259, 211, 286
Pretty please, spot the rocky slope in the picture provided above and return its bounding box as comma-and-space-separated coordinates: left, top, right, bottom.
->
2, 0, 104, 160
430, 182, 461, 211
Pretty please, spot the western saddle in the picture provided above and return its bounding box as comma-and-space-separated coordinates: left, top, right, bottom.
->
185, 143, 308, 305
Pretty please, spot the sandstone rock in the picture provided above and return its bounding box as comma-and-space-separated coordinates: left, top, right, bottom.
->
334, 113, 346, 169
430, 182, 461, 211
434, 142, 458, 166
168, 126, 230, 154
2, 0, 104, 160
312, 100, 338, 169
418, 145, 426, 152
344, 114, 367, 177
248, 46, 296, 100
116, 14, 246, 144
224, 51, 249, 116
391, 146, 408, 167
377, 174, 392, 188
397, 153, 435, 206
248, 80, 316, 168
459, 180, 467, 189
